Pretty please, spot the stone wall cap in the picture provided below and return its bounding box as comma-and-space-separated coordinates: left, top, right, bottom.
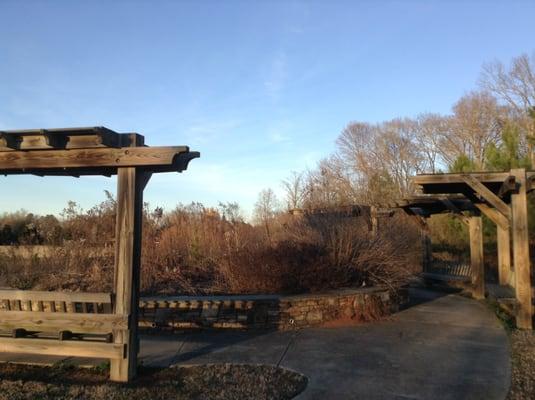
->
141, 286, 390, 303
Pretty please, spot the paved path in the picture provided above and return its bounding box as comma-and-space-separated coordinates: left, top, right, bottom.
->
137, 288, 510, 399
1, 288, 511, 399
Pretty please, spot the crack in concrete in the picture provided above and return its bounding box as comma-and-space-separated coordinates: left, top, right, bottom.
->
277, 330, 300, 367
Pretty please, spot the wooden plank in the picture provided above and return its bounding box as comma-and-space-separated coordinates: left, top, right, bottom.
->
0, 290, 112, 304
473, 203, 509, 231
511, 168, 533, 329
0, 337, 125, 359
0, 311, 128, 334
497, 226, 512, 286
2, 151, 199, 177
414, 172, 513, 185
0, 127, 123, 151
469, 216, 485, 300
461, 175, 511, 219
0, 133, 22, 151
0, 146, 190, 171
110, 165, 146, 382
422, 272, 471, 283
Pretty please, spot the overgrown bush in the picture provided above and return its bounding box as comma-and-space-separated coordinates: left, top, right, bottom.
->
0, 198, 421, 295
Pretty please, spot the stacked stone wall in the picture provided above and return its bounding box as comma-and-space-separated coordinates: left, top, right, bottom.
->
139, 287, 407, 330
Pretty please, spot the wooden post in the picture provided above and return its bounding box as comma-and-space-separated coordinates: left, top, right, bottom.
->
469, 216, 485, 300
497, 225, 512, 286
422, 227, 432, 273
110, 167, 145, 382
510, 168, 533, 329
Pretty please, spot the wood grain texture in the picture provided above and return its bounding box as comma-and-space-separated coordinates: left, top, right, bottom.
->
0, 311, 127, 333
511, 169, 533, 329
414, 172, 513, 185
0, 290, 111, 304
0, 337, 125, 359
461, 175, 511, 219
469, 216, 485, 300
473, 203, 509, 231
497, 226, 512, 286
0, 146, 189, 171
110, 165, 145, 382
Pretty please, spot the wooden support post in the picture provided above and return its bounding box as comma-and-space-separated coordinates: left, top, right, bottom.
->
422, 233, 432, 272
469, 216, 485, 300
510, 168, 533, 329
110, 166, 147, 382
497, 225, 512, 286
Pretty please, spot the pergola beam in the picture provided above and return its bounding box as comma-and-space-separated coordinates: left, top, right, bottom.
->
473, 203, 509, 231
411, 169, 533, 330
0, 126, 199, 382
460, 174, 511, 219
0, 146, 197, 174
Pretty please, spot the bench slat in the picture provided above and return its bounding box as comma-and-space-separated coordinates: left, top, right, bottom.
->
0, 311, 128, 334
0, 337, 125, 359
0, 290, 112, 304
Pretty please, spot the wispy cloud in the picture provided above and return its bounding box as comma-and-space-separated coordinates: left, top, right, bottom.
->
182, 119, 242, 147
264, 51, 288, 101
269, 132, 291, 143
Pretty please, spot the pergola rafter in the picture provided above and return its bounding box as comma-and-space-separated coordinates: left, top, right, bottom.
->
0, 127, 199, 382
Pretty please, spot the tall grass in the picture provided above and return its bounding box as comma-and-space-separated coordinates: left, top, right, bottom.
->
0, 200, 421, 295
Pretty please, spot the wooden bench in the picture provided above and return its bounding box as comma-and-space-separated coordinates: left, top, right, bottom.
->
0, 290, 128, 360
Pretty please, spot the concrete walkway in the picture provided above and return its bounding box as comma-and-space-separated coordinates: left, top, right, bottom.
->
138, 288, 510, 399
1, 288, 511, 399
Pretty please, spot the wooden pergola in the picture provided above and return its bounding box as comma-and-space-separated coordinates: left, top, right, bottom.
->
401, 169, 534, 329
0, 127, 199, 381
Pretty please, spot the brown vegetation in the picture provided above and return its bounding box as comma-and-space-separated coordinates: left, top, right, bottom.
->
0, 199, 420, 296
0, 363, 307, 400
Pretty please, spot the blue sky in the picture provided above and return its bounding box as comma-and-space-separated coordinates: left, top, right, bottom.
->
1, 0, 535, 218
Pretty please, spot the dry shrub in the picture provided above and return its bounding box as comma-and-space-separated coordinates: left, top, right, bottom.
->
0, 200, 420, 296
0, 241, 113, 292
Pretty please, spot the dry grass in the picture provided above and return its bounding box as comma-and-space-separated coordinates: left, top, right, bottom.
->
0, 363, 307, 400
507, 330, 535, 400
0, 200, 421, 296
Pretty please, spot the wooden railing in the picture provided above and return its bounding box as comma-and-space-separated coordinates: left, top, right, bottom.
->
0, 290, 126, 360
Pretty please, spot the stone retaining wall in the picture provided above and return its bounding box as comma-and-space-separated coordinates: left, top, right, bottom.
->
139, 287, 407, 330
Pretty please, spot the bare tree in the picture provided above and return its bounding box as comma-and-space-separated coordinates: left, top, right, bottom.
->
439, 91, 503, 170
253, 188, 280, 241
414, 113, 449, 173
480, 52, 535, 166
335, 119, 423, 204
302, 156, 357, 208
480, 53, 535, 112
281, 171, 307, 211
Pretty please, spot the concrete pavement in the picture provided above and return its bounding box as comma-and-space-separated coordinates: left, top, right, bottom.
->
0, 288, 511, 399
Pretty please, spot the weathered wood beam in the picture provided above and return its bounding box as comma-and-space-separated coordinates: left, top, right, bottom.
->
461, 174, 511, 219
497, 175, 517, 197
110, 166, 144, 382
0, 127, 124, 151
414, 172, 513, 185
0, 132, 22, 151
0, 338, 125, 359
497, 226, 512, 286
469, 216, 485, 300
0, 311, 128, 334
473, 203, 509, 231
510, 168, 533, 329
0, 290, 111, 304
0, 146, 190, 171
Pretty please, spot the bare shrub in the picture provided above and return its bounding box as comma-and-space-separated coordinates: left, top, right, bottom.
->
0, 197, 419, 296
